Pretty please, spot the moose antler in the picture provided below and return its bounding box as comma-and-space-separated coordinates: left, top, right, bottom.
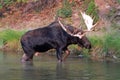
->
80, 11, 99, 31
58, 17, 68, 33
58, 17, 85, 39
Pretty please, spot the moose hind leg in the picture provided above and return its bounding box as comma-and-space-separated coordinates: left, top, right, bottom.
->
63, 49, 70, 61
21, 46, 35, 62
21, 52, 35, 63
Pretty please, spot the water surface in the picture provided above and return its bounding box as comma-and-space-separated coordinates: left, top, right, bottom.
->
0, 52, 120, 80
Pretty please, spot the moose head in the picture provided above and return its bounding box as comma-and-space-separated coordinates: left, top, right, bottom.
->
57, 11, 99, 49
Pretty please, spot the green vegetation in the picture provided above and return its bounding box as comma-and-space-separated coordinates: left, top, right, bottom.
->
118, 0, 120, 3
67, 22, 120, 60
90, 36, 103, 47
80, 26, 120, 59
0, 29, 26, 51
0, 0, 28, 9
57, 0, 72, 18
0, 0, 12, 9
104, 30, 120, 54
16, 0, 28, 3
86, 0, 99, 23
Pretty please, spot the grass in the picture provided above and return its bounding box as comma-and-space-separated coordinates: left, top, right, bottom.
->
89, 36, 103, 47
87, 28, 120, 59
104, 30, 120, 54
86, 0, 99, 23
0, 29, 26, 51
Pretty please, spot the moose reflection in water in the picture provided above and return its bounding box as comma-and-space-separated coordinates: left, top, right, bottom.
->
22, 62, 69, 80
0, 52, 120, 80
21, 57, 120, 80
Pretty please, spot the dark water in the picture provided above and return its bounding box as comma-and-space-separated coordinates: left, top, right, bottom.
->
0, 52, 120, 80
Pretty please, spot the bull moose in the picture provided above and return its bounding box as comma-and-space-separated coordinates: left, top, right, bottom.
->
20, 19, 92, 62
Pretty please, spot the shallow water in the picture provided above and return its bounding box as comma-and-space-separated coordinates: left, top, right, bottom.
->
0, 52, 120, 80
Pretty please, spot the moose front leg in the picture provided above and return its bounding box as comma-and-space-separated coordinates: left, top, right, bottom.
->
56, 48, 63, 62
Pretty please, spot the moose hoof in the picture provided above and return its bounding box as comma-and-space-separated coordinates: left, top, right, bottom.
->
21, 54, 32, 63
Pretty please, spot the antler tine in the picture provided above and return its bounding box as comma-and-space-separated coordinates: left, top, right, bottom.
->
58, 17, 67, 32
92, 20, 99, 29
58, 17, 85, 39
80, 11, 100, 31
58, 17, 75, 36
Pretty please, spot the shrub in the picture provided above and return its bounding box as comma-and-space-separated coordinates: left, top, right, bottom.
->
57, 0, 72, 18
0, 0, 13, 8
86, 0, 99, 23
118, 0, 120, 3
0, 0, 28, 8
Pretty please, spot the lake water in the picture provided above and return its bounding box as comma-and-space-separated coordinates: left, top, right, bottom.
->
0, 51, 120, 80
